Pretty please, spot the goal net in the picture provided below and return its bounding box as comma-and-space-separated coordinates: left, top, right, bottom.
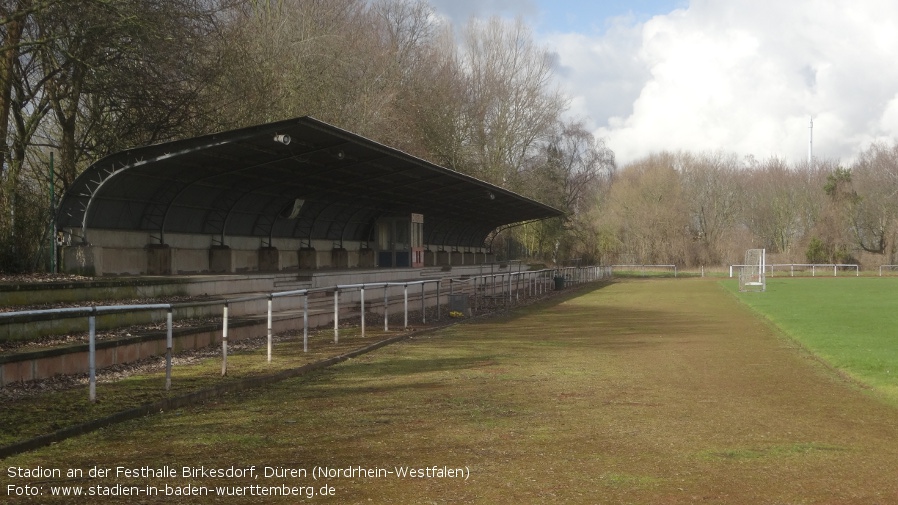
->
739, 248, 766, 292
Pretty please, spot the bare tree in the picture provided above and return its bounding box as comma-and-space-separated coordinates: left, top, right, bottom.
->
460, 17, 567, 186
679, 151, 743, 264
534, 120, 614, 213
741, 157, 823, 259
1, 0, 71, 271
605, 152, 689, 264
31, 0, 224, 187
401, 25, 472, 169
0, 0, 229, 272
513, 121, 614, 262
211, 0, 419, 142
850, 142, 898, 259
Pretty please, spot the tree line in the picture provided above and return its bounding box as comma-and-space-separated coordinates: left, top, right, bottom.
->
571, 147, 898, 269
1, 0, 895, 272
1, 0, 616, 272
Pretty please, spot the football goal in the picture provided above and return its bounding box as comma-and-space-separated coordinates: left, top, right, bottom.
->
739, 248, 766, 292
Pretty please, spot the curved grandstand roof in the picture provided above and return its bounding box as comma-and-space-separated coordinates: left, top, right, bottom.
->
57, 117, 563, 248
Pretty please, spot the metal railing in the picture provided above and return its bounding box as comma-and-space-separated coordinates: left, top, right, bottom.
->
729, 263, 859, 277
611, 264, 678, 277
879, 265, 898, 276
0, 266, 609, 402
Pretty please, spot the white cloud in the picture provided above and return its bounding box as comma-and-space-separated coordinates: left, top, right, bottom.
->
547, 0, 898, 165
427, 0, 538, 27
880, 95, 898, 137
545, 17, 649, 131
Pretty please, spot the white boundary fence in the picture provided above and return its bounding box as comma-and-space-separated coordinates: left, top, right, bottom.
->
729, 263, 859, 278
0, 266, 608, 402
880, 265, 898, 276
611, 264, 678, 277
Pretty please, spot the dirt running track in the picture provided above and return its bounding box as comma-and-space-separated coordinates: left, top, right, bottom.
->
3, 278, 898, 504
542, 278, 898, 504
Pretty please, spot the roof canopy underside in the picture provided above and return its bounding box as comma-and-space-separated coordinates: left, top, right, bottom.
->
57, 117, 563, 249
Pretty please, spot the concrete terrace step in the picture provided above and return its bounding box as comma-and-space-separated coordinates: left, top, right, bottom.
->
0, 283, 517, 386
0, 305, 360, 386
0, 289, 335, 345
272, 277, 313, 290
0, 266, 588, 386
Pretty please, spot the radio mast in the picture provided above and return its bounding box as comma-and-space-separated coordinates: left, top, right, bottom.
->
808, 117, 813, 166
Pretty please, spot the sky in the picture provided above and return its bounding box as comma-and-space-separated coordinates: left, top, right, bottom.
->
427, 0, 898, 166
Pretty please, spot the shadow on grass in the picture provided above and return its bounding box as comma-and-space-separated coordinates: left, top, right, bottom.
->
0, 280, 639, 458
464, 281, 616, 323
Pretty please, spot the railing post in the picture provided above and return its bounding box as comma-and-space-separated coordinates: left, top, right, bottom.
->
473, 276, 479, 312
267, 295, 273, 363
404, 283, 409, 329
360, 285, 366, 338
334, 289, 339, 343
303, 295, 309, 353
221, 303, 228, 376
421, 282, 426, 324
384, 285, 389, 332
89, 310, 96, 403
508, 273, 513, 305
436, 280, 441, 320
165, 308, 173, 390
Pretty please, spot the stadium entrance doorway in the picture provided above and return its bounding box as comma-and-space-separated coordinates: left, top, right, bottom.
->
375, 214, 424, 268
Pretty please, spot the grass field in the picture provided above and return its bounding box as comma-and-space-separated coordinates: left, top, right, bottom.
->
4, 279, 898, 504
726, 276, 898, 403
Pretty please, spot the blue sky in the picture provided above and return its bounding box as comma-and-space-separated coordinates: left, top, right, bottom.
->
429, 0, 686, 33
427, 0, 898, 166
530, 0, 687, 34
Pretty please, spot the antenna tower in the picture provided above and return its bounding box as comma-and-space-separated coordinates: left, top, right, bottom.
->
808, 117, 813, 166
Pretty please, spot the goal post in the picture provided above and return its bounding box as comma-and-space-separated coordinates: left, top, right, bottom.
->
739, 248, 766, 292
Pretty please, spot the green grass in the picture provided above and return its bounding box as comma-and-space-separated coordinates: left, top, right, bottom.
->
0, 326, 414, 447
725, 277, 898, 401
611, 270, 678, 278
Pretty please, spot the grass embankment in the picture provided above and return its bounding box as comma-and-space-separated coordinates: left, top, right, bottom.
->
726, 277, 898, 403
4, 279, 898, 504
0, 325, 420, 448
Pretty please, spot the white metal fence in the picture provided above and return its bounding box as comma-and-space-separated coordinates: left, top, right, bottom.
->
729, 263, 859, 278
880, 265, 898, 276
0, 266, 609, 402
611, 264, 678, 277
